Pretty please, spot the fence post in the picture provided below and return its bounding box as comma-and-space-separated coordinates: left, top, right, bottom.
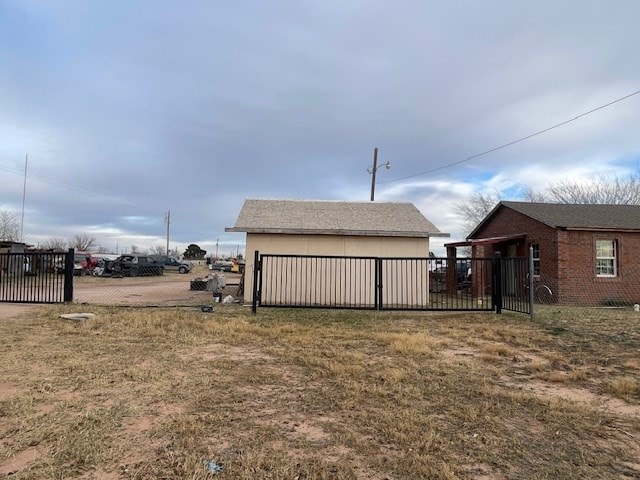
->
251, 250, 260, 315
63, 248, 74, 302
375, 258, 382, 310
529, 246, 534, 320
493, 252, 502, 314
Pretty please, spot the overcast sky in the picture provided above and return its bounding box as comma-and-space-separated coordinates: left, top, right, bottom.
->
1, 1, 639, 256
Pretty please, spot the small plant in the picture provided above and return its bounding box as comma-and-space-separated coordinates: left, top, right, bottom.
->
603, 376, 639, 400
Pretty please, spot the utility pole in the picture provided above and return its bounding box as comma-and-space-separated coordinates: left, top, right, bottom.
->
369, 148, 378, 201
164, 211, 170, 258
367, 147, 390, 201
20, 154, 28, 241
215, 239, 219, 260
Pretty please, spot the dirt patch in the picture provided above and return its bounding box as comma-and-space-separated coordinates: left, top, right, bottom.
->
510, 379, 640, 418
0, 303, 37, 320
0, 381, 24, 400
442, 343, 640, 417
0, 446, 47, 476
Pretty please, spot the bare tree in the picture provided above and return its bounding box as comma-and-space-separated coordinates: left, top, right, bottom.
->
547, 171, 640, 205
456, 171, 640, 239
521, 186, 548, 203
130, 245, 139, 254
0, 210, 20, 241
150, 245, 166, 255
455, 191, 501, 235
40, 237, 68, 250
69, 234, 97, 252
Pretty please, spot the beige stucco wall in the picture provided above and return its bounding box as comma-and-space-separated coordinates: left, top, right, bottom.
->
243, 233, 430, 304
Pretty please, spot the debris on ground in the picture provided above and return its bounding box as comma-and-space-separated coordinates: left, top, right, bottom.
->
203, 461, 224, 474
59, 313, 96, 321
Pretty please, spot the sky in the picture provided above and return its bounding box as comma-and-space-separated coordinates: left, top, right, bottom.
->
1, 1, 639, 257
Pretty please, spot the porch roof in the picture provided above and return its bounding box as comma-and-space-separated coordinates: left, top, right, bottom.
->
445, 233, 526, 248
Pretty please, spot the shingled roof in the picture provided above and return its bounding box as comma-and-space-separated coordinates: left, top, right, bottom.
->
226, 199, 448, 238
469, 201, 640, 238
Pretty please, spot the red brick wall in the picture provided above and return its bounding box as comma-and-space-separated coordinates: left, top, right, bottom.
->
558, 230, 640, 305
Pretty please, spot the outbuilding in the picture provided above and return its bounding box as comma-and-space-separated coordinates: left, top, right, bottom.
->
226, 198, 448, 303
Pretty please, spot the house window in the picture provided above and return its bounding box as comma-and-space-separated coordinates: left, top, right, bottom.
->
596, 240, 617, 277
531, 243, 540, 276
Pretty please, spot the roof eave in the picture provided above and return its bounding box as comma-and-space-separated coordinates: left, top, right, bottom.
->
561, 227, 640, 233
226, 227, 449, 238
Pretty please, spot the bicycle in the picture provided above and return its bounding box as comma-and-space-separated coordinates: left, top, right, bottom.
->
526, 277, 553, 304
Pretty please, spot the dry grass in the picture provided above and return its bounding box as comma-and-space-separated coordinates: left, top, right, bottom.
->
0, 304, 639, 479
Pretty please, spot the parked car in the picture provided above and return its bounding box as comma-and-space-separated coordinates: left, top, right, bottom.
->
67, 252, 99, 276
103, 254, 164, 277
211, 260, 233, 272
149, 255, 193, 274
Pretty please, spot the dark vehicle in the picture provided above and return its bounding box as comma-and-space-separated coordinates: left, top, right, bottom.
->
104, 255, 164, 277
149, 255, 193, 274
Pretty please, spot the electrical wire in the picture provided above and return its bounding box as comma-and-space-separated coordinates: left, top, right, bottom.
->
0, 163, 129, 203
378, 88, 640, 184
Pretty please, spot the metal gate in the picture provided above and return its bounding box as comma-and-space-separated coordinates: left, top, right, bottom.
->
0, 250, 74, 304
495, 254, 532, 316
251, 252, 531, 315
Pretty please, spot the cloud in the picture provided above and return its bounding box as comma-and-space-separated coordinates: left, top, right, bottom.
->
1, 1, 639, 255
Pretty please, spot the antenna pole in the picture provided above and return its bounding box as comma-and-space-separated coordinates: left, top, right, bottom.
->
165, 211, 170, 257
20, 154, 28, 241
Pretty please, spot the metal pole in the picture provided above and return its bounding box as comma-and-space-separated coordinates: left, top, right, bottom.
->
165, 211, 170, 257
20, 154, 28, 241
493, 252, 502, 314
370, 147, 378, 201
529, 246, 535, 320
251, 250, 260, 314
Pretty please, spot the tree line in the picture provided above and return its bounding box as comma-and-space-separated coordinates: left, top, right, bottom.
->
0, 218, 206, 259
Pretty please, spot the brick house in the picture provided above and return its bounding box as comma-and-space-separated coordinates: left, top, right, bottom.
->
448, 201, 640, 305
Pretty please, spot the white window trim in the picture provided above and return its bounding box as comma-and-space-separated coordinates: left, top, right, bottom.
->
596, 239, 617, 278
531, 243, 540, 277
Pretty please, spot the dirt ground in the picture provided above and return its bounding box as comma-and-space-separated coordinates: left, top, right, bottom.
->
0, 303, 37, 319
72, 270, 243, 306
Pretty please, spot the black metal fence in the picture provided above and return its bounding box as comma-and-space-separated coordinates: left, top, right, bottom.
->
496, 255, 532, 315
0, 250, 73, 304
251, 252, 531, 315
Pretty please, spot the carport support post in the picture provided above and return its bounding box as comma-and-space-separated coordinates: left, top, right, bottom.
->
493, 252, 502, 314
446, 245, 457, 295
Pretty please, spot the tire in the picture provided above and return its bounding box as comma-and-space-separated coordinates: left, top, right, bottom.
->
179, 266, 188, 274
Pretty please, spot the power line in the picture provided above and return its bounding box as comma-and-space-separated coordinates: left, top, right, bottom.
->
378, 88, 640, 184
0, 163, 129, 203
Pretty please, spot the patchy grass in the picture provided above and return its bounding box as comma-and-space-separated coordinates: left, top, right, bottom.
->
0, 304, 639, 479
